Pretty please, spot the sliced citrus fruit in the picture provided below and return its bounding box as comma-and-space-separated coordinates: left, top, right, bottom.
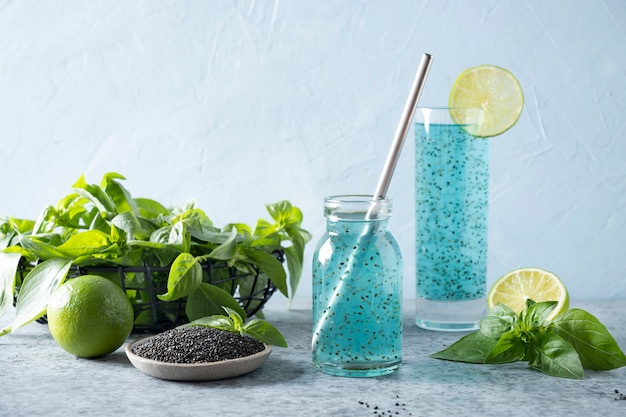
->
487, 267, 569, 320
448, 65, 524, 137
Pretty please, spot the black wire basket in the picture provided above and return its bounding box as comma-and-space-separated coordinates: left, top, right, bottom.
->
16, 253, 280, 334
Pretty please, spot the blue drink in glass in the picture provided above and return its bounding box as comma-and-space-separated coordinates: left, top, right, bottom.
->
312, 195, 402, 377
414, 108, 488, 331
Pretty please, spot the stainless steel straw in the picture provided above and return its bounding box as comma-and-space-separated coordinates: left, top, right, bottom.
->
313, 53, 433, 345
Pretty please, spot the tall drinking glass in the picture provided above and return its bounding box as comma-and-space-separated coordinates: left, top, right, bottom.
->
414, 107, 488, 331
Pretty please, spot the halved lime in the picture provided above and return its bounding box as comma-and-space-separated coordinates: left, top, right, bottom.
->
449, 65, 524, 137
487, 267, 569, 320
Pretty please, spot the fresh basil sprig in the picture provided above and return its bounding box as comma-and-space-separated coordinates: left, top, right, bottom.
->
0, 172, 311, 336
179, 306, 288, 348
431, 300, 626, 379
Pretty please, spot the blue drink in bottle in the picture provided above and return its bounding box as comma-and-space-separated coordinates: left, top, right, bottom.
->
312, 195, 402, 377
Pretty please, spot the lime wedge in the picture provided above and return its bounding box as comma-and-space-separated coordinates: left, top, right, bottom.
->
487, 267, 569, 320
449, 65, 524, 137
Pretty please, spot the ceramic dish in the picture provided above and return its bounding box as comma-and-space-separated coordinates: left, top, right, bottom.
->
125, 336, 272, 381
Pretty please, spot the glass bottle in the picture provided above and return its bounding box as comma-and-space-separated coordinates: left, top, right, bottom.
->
312, 195, 402, 377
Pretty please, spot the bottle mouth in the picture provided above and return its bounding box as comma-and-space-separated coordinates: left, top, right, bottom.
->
323, 195, 393, 220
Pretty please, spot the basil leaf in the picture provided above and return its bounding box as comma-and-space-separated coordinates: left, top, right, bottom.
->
529, 331, 584, 379
55, 230, 111, 258
157, 253, 202, 301
254, 201, 311, 301
72, 175, 117, 214
111, 212, 151, 240
207, 228, 239, 260
0, 252, 21, 317
430, 331, 499, 363
243, 318, 288, 347
150, 226, 172, 245
223, 306, 245, 330
5, 218, 36, 235
284, 229, 307, 301
524, 300, 557, 326
178, 315, 234, 332
18, 235, 67, 260
168, 221, 190, 253
100, 172, 139, 215
135, 197, 170, 219
552, 309, 626, 371
184, 283, 246, 321
1, 258, 72, 336
89, 211, 111, 234
484, 331, 526, 364
243, 247, 288, 297
480, 303, 517, 339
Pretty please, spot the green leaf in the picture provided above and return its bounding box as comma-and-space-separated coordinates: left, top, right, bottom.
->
223, 306, 245, 332
1, 258, 72, 336
150, 226, 172, 245
255, 202, 310, 287
55, 230, 111, 258
6, 218, 36, 234
72, 174, 117, 214
243, 318, 288, 347
430, 331, 499, 363
552, 308, 626, 371
207, 228, 239, 260
484, 331, 526, 364
17, 235, 68, 260
0, 252, 21, 318
226, 222, 253, 237
178, 315, 235, 332
110, 211, 152, 240
168, 221, 191, 253
157, 253, 202, 301
480, 303, 517, 339
284, 232, 305, 301
524, 300, 558, 326
88, 211, 111, 234
244, 248, 288, 297
0, 231, 15, 251
184, 282, 246, 321
529, 331, 584, 379
100, 172, 139, 215
136, 198, 170, 219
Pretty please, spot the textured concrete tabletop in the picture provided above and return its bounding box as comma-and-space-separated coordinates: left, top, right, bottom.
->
1, 300, 625, 417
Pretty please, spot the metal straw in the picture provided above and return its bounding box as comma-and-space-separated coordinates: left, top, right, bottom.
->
313, 53, 433, 346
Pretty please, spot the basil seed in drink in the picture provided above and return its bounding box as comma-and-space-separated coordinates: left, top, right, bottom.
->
414, 107, 488, 331
312, 195, 402, 377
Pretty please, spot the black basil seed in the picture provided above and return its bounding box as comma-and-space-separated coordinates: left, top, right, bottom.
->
132, 327, 264, 363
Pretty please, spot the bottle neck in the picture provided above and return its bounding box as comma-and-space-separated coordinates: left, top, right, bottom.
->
326, 216, 389, 235
323, 195, 393, 234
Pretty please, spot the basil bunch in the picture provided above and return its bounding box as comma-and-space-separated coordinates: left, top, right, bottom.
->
431, 300, 626, 379
179, 306, 288, 348
0, 172, 311, 336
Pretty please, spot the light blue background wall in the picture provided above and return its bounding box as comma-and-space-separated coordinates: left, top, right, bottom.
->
1, 0, 625, 308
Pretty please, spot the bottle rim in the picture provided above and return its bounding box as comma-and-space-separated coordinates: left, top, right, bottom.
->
323, 194, 393, 220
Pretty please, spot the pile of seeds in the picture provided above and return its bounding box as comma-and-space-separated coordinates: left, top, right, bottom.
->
132, 327, 265, 364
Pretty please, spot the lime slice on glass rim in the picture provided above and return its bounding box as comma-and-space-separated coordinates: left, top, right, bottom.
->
487, 267, 569, 321
448, 65, 524, 137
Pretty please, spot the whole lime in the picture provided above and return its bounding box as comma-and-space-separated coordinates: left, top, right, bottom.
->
47, 275, 134, 358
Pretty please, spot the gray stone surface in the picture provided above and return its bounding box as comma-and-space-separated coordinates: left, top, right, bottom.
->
1, 300, 625, 417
